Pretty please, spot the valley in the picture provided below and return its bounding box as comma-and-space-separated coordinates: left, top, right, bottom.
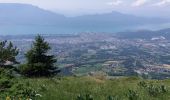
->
2, 29, 170, 79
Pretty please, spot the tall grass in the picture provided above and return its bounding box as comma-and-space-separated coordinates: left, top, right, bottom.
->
17, 76, 170, 100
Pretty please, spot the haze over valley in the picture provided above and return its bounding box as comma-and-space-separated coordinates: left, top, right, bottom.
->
1, 3, 170, 79
0, 28, 170, 79
2, 1, 170, 99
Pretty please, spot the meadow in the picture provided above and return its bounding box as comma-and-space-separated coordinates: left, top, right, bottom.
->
10, 76, 170, 100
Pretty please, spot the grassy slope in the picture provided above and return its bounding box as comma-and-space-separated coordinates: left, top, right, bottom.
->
20, 76, 170, 100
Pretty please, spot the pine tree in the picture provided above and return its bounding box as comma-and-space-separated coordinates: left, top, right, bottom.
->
20, 35, 59, 77
0, 40, 19, 67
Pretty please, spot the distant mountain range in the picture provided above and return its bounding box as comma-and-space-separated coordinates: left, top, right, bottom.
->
0, 3, 170, 34
0, 3, 65, 25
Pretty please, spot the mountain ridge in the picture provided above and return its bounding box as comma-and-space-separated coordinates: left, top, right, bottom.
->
0, 3, 170, 34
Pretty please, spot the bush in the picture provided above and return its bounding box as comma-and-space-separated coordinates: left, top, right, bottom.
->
10, 82, 38, 99
0, 68, 14, 93
18, 64, 28, 75
0, 68, 39, 99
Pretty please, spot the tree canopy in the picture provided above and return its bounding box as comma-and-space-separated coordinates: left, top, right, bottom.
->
0, 40, 19, 67
20, 35, 60, 77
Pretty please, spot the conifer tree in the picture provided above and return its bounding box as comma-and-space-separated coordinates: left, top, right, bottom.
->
20, 35, 59, 77
0, 40, 19, 67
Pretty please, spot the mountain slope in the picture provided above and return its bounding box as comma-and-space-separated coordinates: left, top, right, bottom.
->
0, 3, 66, 25
0, 3, 170, 34
72, 11, 168, 26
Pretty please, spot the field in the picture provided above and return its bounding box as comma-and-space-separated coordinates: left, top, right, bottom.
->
11, 76, 170, 100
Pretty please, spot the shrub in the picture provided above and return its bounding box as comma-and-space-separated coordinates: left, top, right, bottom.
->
10, 82, 38, 99
0, 68, 39, 99
0, 68, 14, 94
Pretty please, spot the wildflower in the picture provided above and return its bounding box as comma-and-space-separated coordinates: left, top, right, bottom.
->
26, 96, 33, 100
36, 94, 42, 97
6, 96, 11, 100
18, 97, 22, 100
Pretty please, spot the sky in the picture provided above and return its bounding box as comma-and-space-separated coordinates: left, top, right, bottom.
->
0, 0, 170, 17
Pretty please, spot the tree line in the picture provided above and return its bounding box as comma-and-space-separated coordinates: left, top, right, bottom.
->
0, 35, 60, 77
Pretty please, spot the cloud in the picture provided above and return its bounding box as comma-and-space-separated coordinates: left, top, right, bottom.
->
153, 0, 170, 6
132, 0, 148, 7
106, 0, 123, 6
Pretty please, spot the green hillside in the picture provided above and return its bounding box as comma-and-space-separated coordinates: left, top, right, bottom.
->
2, 76, 169, 100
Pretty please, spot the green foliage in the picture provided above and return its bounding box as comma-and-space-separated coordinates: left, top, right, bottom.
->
76, 94, 93, 100
0, 40, 19, 67
0, 69, 13, 93
147, 83, 168, 97
21, 77, 170, 100
126, 89, 139, 100
0, 68, 38, 99
107, 95, 120, 100
19, 35, 59, 77
138, 81, 168, 97
9, 82, 38, 99
76, 94, 84, 100
138, 81, 147, 88
76, 94, 120, 100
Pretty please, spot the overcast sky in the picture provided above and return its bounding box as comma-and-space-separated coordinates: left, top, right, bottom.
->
0, 0, 170, 17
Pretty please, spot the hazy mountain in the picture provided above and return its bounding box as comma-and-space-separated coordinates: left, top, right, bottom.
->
0, 3, 66, 25
71, 11, 168, 26
0, 3, 170, 34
